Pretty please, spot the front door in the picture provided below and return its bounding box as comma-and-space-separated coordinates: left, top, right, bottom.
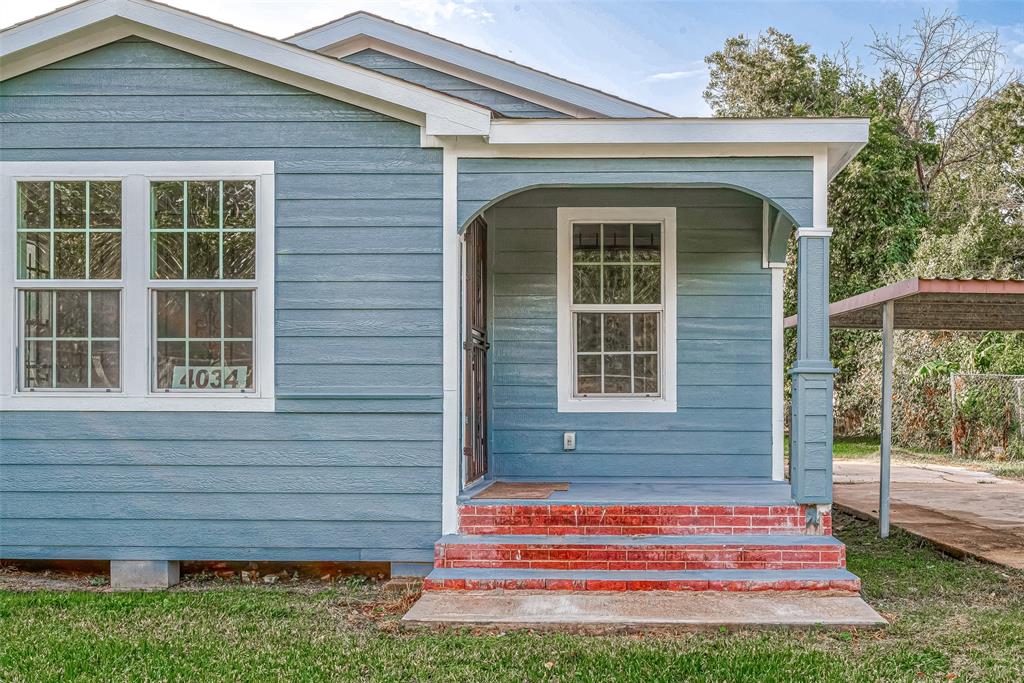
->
463, 217, 489, 483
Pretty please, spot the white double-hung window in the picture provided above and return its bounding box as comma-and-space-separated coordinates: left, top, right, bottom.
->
556, 207, 676, 412
1, 161, 275, 411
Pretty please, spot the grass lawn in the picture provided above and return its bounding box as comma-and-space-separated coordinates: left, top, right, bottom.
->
1, 514, 1022, 682
831, 436, 1024, 480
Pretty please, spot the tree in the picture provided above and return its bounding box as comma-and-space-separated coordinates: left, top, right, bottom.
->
869, 11, 1018, 198
704, 27, 928, 303
702, 16, 1021, 454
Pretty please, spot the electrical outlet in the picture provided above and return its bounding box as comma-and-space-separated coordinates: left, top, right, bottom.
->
563, 432, 576, 451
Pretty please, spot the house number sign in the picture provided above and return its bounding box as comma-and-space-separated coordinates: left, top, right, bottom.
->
171, 366, 248, 390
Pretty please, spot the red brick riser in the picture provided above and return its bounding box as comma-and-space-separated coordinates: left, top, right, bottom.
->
423, 577, 860, 593
458, 504, 832, 536
436, 543, 845, 571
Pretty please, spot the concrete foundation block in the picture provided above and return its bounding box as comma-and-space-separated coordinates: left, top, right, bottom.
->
391, 562, 433, 578
110, 560, 181, 590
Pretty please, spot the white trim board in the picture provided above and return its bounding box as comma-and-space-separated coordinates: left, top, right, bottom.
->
440, 143, 461, 535
286, 11, 666, 119
555, 207, 678, 414
0, 0, 492, 137
0, 159, 276, 412
485, 120, 868, 180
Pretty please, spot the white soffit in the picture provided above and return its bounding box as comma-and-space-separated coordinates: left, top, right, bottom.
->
286, 11, 668, 119
0, 0, 493, 136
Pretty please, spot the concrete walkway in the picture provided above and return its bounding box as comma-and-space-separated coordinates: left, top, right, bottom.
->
834, 459, 1024, 569
404, 591, 885, 629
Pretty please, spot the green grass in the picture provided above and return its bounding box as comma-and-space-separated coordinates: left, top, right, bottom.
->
831, 436, 1024, 479
1, 514, 1022, 682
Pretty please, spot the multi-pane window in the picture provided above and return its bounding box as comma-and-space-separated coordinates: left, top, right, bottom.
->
17, 180, 122, 279
21, 290, 121, 390
151, 180, 256, 280
5, 163, 270, 405
557, 208, 676, 413
16, 180, 123, 391
154, 290, 254, 392
150, 180, 257, 392
149, 180, 258, 395
570, 222, 663, 397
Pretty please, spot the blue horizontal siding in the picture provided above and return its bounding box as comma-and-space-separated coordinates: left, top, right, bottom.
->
459, 162, 813, 228
486, 187, 778, 479
0, 38, 443, 562
341, 48, 568, 118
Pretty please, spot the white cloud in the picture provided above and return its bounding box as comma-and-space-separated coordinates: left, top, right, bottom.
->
645, 68, 706, 82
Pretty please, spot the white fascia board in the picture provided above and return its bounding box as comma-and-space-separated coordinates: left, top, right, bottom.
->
288, 12, 666, 119
483, 118, 869, 178
0, 0, 492, 137
487, 118, 869, 146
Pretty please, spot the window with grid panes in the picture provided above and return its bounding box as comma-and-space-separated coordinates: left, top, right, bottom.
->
570, 222, 664, 397
150, 180, 256, 392
16, 181, 123, 391
8, 169, 266, 401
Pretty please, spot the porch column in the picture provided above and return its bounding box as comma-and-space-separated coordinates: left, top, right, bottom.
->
789, 227, 837, 504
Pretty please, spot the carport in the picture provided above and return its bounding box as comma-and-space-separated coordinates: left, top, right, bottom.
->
784, 277, 1024, 537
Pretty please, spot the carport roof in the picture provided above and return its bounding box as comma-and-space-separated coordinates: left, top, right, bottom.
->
783, 277, 1024, 331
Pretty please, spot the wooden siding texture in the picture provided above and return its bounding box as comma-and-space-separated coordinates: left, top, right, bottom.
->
458, 157, 814, 229
486, 186, 791, 478
340, 49, 568, 118
0, 38, 443, 562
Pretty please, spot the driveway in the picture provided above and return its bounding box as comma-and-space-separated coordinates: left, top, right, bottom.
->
833, 459, 1024, 569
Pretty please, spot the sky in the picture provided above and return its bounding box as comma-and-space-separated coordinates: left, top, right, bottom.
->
2, 0, 1022, 115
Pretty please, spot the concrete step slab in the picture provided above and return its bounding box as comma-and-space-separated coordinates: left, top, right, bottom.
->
404, 591, 886, 629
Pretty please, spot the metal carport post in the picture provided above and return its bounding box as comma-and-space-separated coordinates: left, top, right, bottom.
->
785, 277, 1024, 538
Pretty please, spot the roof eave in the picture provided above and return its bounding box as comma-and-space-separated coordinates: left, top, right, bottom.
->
0, 0, 493, 137
286, 11, 669, 119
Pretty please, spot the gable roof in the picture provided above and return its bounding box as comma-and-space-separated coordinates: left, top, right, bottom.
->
0, 0, 493, 135
285, 11, 669, 119
0, 0, 869, 181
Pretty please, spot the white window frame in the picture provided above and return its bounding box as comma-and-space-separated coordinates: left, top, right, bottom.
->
0, 160, 275, 411
556, 207, 677, 413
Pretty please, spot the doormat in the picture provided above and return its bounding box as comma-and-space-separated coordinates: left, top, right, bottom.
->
472, 481, 570, 500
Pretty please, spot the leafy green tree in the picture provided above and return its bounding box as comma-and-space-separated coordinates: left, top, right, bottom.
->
703, 17, 1022, 455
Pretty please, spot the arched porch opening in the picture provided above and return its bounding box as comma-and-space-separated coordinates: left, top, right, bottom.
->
457, 183, 793, 488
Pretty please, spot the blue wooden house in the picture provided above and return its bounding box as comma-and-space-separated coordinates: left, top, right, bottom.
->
0, 0, 867, 592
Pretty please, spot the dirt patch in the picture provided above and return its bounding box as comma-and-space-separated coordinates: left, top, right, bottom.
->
0, 562, 411, 597
0, 564, 109, 592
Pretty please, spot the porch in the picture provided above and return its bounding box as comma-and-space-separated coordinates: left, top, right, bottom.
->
428, 153, 847, 597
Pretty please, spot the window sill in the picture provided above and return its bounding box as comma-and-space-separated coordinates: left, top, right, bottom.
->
557, 397, 677, 413
0, 394, 275, 412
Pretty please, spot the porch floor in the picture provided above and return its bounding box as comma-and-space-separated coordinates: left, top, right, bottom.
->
459, 478, 794, 506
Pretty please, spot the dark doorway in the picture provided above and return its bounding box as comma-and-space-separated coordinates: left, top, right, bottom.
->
463, 217, 489, 484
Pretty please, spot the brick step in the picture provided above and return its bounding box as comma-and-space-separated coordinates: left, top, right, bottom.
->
459, 504, 831, 536
423, 567, 860, 593
435, 534, 846, 571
